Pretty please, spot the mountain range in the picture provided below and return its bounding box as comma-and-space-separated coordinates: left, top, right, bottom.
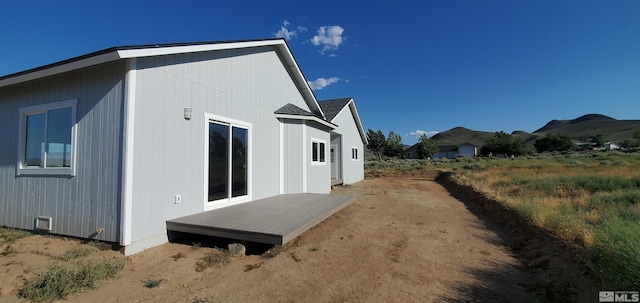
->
429, 114, 640, 149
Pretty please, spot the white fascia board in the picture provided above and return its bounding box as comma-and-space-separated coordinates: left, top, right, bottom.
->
0, 40, 286, 89
348, 100, 368, 145
274, 113, 336, 130
273, 44, 326, 120
0, 51, 121, 88
116, 40, 285, 59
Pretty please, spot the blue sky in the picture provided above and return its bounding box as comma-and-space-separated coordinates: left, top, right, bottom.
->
1, 1, 638, 144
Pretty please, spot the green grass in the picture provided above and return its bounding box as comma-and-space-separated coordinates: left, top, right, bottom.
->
19, 259, 125, 302
61, 246, 97, 260
0, 227, 32, 244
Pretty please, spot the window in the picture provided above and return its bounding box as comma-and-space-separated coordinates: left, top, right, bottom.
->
207, 117, 250, 203
18, 100, 77, 176
311, 139, 326, 164
352, 147, 359, 160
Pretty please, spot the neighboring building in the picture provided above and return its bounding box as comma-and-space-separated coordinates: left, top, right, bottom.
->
405, 142, 477, 159
0, 39, 366, 255
605, 142, 620, 151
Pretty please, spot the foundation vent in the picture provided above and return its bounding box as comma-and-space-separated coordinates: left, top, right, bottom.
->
35, 216, 52, 231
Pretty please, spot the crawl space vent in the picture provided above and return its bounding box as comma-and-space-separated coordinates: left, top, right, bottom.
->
35, 216, 52, 231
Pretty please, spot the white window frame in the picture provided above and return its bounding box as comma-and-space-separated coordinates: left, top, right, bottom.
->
203, 113, 252, 211
17, 99, 78, 176
351, 147, 359, 161
311, 138, 326, 165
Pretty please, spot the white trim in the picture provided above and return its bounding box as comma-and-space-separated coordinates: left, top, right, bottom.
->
122, 233, 168, 256
17, 99, 78, 176
0, 40, 327, 121
351, 146, 359, 161
0, 52, 121, 88
203, 113, 252, 212
279, 121, 284, 194
273, 113, 336, 129
302, 121, 307, 193
311, 137, 328, 166
120, 58, 137, 246
117, 40, 283, 59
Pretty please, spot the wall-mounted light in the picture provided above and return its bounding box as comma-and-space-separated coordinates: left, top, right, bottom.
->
184, 107, 192, 120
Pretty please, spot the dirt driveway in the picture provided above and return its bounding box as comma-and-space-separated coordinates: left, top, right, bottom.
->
2, 176, 595, 302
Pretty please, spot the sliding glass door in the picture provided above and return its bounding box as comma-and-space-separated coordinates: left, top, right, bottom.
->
208, 121, 248, 202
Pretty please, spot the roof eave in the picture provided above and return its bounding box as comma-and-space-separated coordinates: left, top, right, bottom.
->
348, 100, 368, 145
274, 113, 337, 129
0, 50, 122, 88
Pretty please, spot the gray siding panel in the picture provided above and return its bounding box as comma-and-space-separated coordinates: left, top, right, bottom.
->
305, 122, 331, 194
0, 61, 126, 242
283, 119, 303, 193
130, 46, 311, 243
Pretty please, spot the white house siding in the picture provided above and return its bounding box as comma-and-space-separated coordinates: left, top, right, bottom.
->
458, 145, 477, 157
0, 61, 126, 242
129, 46, 313, 243
305, 122, 331, 194
282, 119, 304, 194
330, 104, 364, 184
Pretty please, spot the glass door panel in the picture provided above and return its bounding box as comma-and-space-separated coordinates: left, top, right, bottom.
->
208, 122, 229, 201
231, 127, 248, 198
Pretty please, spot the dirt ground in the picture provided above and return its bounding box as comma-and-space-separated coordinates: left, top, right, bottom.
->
0, 174, 600, 302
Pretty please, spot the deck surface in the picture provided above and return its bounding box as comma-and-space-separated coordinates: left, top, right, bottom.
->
166, 193, 355, 245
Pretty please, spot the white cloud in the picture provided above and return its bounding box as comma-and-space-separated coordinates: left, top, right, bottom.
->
310, 25, 344, 53
275, 20, 303, 40
307, 77, 340, 90
406, 130, 439, 138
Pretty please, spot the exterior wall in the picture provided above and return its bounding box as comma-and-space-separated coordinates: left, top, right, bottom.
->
432, 151, 457, 159
330, 104, 365, 184
282, 119, 304, 194
0, 61, 126, 242
129, 46, 313, 244
458, 145, 477, 157
305, 122, 331, 193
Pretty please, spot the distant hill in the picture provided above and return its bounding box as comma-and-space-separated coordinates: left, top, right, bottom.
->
426, 114, 640, 150
532, 114, 639, 143
430, 127, 494, 148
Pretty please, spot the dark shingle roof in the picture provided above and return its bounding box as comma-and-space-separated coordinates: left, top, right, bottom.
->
274, 103, 316, 116
318, 98, 352, 121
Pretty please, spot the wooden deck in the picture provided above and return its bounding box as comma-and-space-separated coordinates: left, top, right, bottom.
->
166, 193, 355, 245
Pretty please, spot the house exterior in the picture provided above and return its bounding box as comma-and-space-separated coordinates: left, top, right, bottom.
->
405, 142, 477, 159
318, 98, 367, 185
0, 39, 366, 255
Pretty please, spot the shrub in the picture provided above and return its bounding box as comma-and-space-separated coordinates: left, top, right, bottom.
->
20, 259, 125, 302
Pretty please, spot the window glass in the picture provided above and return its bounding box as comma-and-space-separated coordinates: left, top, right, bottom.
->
312, 142, 319, 161
25, 113, 45, 167
208, 122, 229, 201
231, 127, 248, 198
319, 143, 325, 162
46, 107, 73, 167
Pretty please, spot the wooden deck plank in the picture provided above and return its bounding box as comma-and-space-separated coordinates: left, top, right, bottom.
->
166, 194, 355, 245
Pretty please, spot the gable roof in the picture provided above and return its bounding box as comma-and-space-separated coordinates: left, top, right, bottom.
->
274, 103, 336, 129
275, 103, 316, 116
0, 38, 326, 119
318, 97, 352, 121
318, 97, 368, 145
